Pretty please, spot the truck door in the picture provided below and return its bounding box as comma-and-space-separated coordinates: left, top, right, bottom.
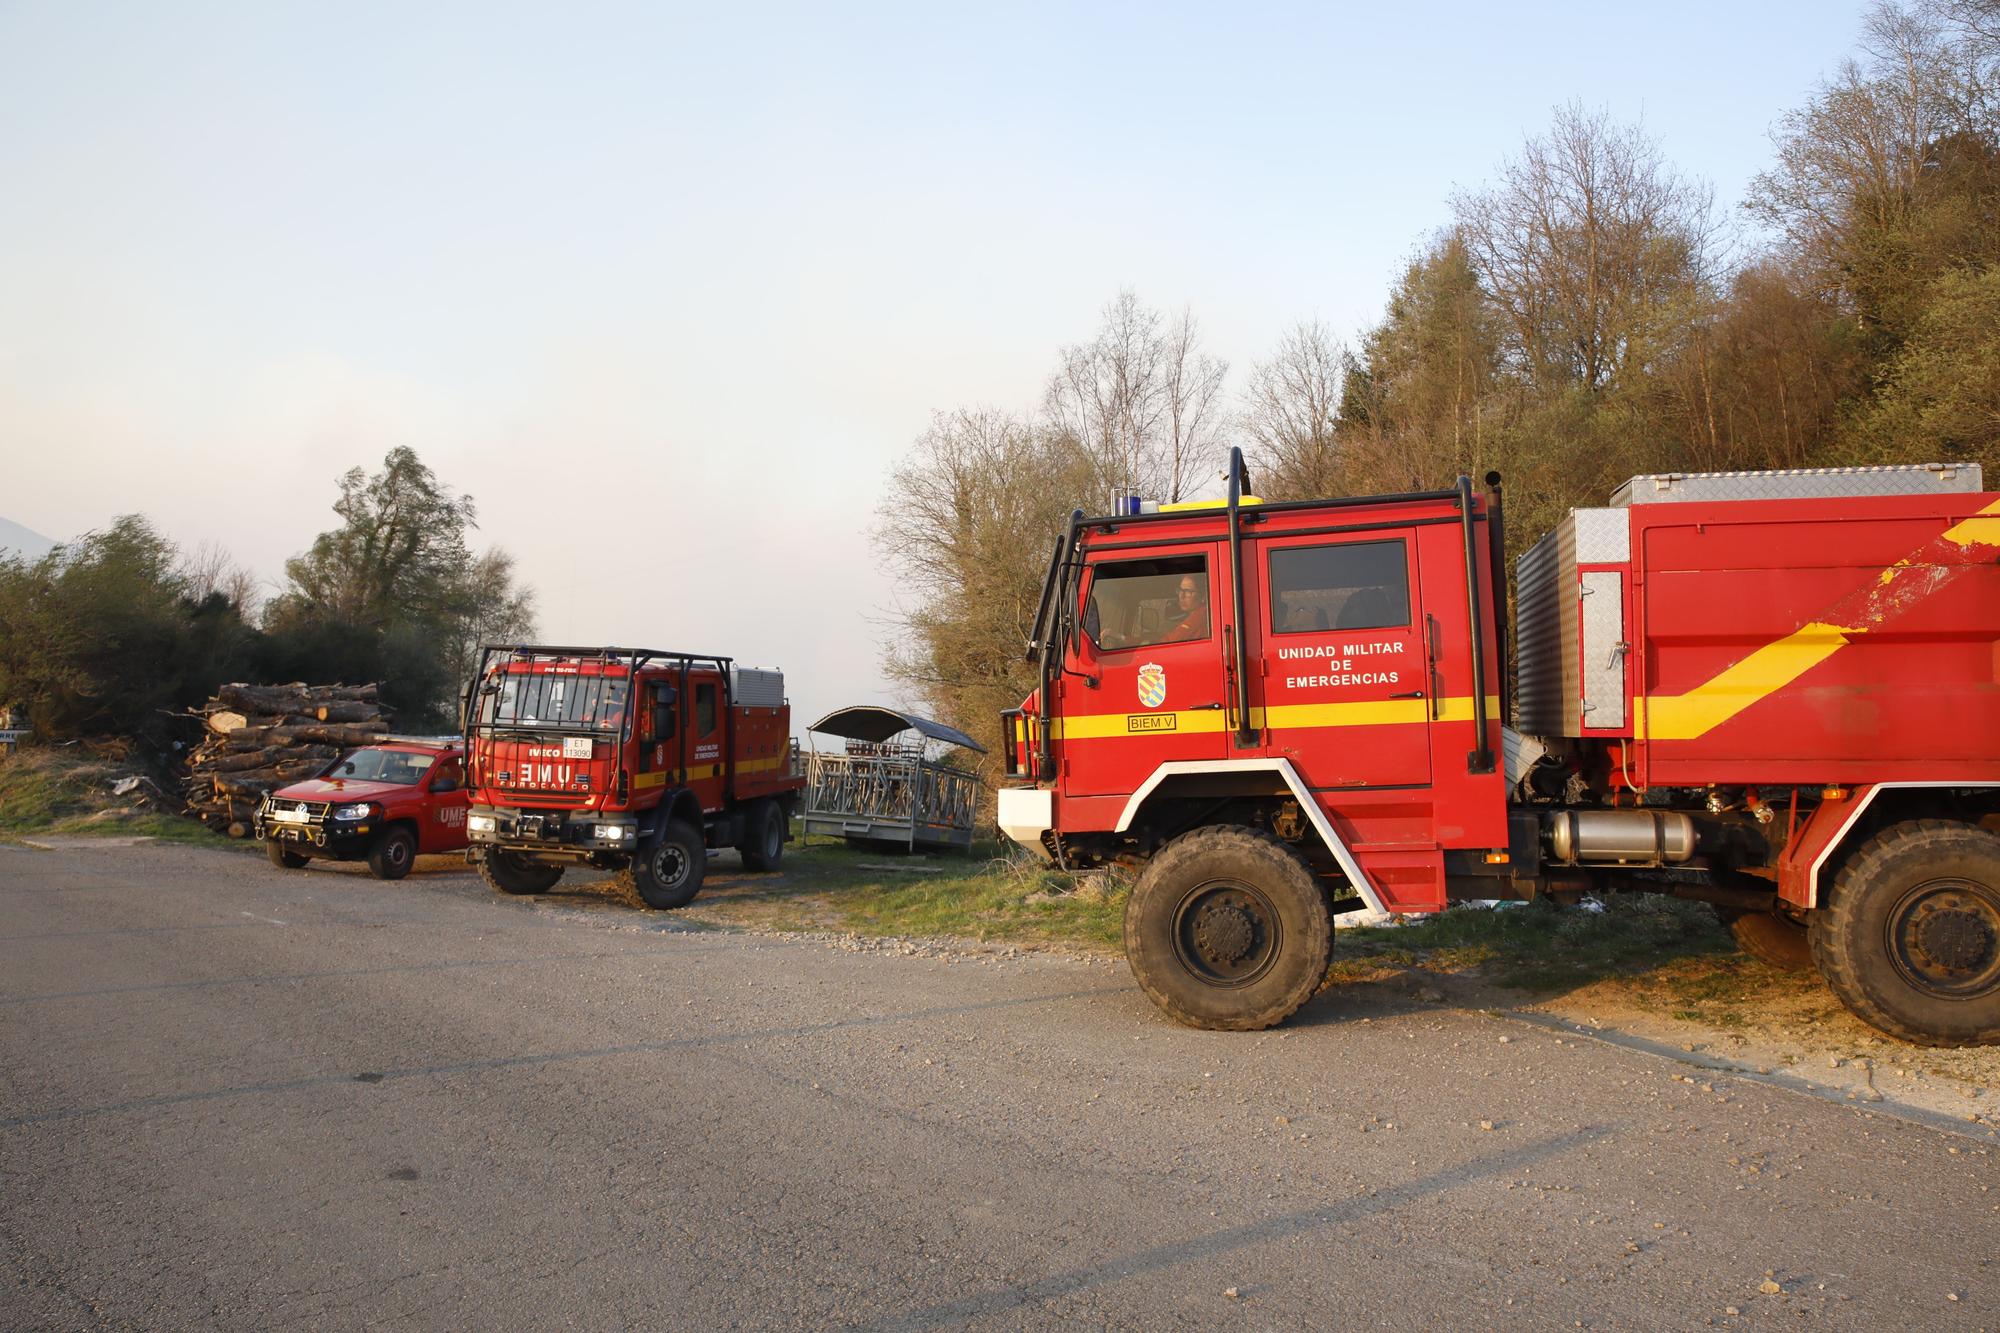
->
685, 674, 728, 815
1249, 531, 1432, 789
1059, 542, 1230, 797
422, 756, 471, 852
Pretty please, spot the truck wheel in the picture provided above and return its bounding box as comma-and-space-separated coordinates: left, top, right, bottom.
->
367, 826, 417, 881
475, 847, 564, 895
1123, 825, 1334, 1031
633, 820, 706, 910
1713, 906, 1813, 971
266, 839, 309, 870
1812, 819, 2000, 1046
738, 800, 785, 872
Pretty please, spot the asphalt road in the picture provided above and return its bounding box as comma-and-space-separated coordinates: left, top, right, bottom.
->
3, 840, 1998, 1331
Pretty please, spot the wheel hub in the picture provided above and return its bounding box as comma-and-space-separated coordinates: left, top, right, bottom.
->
1193, 903, 1256, 966
1171, 880, 1280, 987
1915, 907, 1996, 973
1889, 879, 2000, 997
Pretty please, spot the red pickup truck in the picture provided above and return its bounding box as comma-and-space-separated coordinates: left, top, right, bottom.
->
254, 740, 471, 879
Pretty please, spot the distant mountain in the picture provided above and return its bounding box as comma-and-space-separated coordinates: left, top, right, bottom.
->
0, 516, 57, 561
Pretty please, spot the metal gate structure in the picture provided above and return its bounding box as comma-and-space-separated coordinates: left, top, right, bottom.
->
802, 706, 986, 852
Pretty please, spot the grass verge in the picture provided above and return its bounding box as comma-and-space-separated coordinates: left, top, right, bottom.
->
683, 835, 1129, 951
0, 748, 232, 848
689, 842, 1810, 1021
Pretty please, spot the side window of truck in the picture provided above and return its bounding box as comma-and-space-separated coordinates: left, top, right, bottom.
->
1084, 555, 1210, 651
1269, 540, 1411, 633
696, 682, 718, 736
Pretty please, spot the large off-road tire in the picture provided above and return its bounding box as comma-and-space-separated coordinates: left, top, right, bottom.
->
1123, 825, 1335, 1031
265, 839, 309, 870
1811, 819, 2000, 1046
367, 826, 417, 881
475, 847, 564, 896
1713, 905, 1813, 970
737, 800, 786, 871
632, 819, 706, 910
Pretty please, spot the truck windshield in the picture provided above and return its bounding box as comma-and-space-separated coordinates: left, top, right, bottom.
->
330, 749, 434, 785
485, 673, 629, 732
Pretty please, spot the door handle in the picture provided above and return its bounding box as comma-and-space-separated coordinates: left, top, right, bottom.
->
1389, 690, 1424, 700
1191, 702, 1223, 710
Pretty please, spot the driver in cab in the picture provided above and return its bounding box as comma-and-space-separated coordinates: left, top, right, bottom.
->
1161, 574, 1210, 643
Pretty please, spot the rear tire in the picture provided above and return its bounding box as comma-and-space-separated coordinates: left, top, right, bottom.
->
1123, 825, 1334, 1031
265, 839, 309, 870
738, 800, 786, 871
475, 847, 564, 895
367, 826, 417, 880
1812, 819, 2000, 1046
632, 819, 706, 909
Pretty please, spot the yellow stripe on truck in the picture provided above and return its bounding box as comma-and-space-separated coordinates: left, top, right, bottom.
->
1048, 695, 1499, 740
1943, 496, 2000, 548
1636, 622, 1855, 742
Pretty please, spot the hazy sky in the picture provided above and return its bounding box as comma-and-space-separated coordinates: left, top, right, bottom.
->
0, 1, 1866, 730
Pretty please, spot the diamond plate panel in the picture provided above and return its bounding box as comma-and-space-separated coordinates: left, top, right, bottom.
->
1610, 463, 1983, 506
1577, 571, 1625, 730
1570, 508, 1630, 563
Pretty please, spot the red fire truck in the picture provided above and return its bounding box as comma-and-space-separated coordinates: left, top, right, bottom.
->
461, 645, 804, 909
999, 454, 2000, 1045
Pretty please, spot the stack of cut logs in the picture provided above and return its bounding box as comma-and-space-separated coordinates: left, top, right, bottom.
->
183, 683, 392, 837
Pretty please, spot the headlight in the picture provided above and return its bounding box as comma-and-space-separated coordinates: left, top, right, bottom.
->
596, 823, 630, 840
468, 813, 497, 833
332, 803, 374, 820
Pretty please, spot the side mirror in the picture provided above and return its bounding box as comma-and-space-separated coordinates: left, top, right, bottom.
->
655, 703, 677, 740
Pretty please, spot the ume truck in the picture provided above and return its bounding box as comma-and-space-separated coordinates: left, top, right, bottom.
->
998, 456, 2000, 1045
463, 645, 803, 909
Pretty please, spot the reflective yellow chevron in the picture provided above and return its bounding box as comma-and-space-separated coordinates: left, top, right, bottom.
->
1634, 622, 1855, 741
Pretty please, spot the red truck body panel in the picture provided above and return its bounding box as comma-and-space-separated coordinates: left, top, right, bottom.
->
1627, 493, 2000, 787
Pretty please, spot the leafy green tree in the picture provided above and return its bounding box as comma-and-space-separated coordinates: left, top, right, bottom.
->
1839, 262, 2000, 471
264, 448, 534, 728
0, 517, 258, 741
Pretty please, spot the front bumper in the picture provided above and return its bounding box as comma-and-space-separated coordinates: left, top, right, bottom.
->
466, 806, 639, 860
996, 788, 1054, 860
255, 812, 375, 859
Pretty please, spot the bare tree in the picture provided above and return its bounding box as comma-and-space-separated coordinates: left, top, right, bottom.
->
1750, 1, 2000, 338
1042, 290, 1229, 506
1454, 103, 1720, 393
1241, 320, 1345, 499
876, 409, 1097, 777
1158, 307, 1231, 503
176, 539, 263, 618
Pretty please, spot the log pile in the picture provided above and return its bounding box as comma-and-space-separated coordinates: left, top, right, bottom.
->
183, 683, 392, 837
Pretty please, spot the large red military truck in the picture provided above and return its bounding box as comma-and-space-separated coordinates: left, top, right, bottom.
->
999, 455, 2000, 1045
462, 645, 804, 909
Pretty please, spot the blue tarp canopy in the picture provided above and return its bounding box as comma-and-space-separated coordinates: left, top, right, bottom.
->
807, 705, 987, 754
